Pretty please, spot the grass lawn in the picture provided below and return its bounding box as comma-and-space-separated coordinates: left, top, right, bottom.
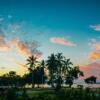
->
1, 88, 100, 100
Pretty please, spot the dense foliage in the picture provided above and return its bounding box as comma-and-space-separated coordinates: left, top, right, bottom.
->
0, 53, 84, 89
0, 53, 98, 100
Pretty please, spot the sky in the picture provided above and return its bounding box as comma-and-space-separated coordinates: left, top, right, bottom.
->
0, 0, 100, 78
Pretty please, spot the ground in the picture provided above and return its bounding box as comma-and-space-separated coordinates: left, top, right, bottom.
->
0, 87, 100, 100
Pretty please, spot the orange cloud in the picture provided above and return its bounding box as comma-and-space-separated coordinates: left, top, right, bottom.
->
12, 39, 32, 57
0, 35, 42, 58
89, 51, 100, 60
94, 44, 100, 50
12, 39, 42, 58
88, 39, 100, 60
89, 41, 100, 50
50, 37, 76, 47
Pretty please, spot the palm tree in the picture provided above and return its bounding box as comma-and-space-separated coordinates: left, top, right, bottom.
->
40, 60, 45, 87
26, 55, 37, 88
71, 66, 84, 79
66, 66, 84, 87
55, 53, 64, 89
63, 58, 73, 76
63, 58, 73, 87
56, 53, 64, 76
46, 53, 57, 88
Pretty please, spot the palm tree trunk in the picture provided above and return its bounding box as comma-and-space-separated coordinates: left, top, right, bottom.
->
32, 72, 34, 88
42, 75, 44, 88
37, 84, 39, 88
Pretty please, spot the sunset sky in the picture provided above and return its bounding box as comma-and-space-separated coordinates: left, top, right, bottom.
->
0, 0, 100, 79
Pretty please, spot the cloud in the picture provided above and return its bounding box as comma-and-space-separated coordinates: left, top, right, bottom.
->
50, 37, 76, 47
80, 61, 100, 80
89, 51, 100, 60
89, 38, 100, 50
12, 39, 42, 58
12, 39, 32, 57
88, 39, 100, 60
8, 15, 13, 19
0, 35, 42, 58
0, 16, 42, 59
90, 24, 100, 31
0, 17, 4, 22
93, 44, 100, 50
0, 35, 10, 51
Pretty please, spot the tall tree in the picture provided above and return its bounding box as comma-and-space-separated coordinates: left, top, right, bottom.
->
63, 58, 73, 88
26, 55, 37, 88
55, 53, 64, 89
47, 53, 65, 89
40, 60, 45, 87
46, 53, 57, 88
56, 53, 64, 76
63, 58, 73, 76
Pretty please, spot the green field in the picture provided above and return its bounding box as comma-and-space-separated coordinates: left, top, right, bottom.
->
0, 88, 100, 100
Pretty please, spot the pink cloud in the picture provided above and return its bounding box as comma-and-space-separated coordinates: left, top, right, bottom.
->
90, 24, 100, 31
80, 61, 100, 80
50, 37, 76, 47
0, 35, 10, 51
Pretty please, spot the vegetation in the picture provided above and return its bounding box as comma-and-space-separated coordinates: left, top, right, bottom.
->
26, 55, 38, 88
47, 53, 84, 89
85, 76, 97, 84
0, 88, 100, 100
0, 53, 99, 100
0, 53, 84, 89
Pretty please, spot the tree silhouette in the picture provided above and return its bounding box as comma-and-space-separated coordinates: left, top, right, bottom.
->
47, 53, 65, 89
46, 53, 57, 88
63, 58, 73, 77
0, 52, 84, 90
55, 53, 64, 89
26, 55, 38, 88
56, 53, 64, 76
85, 76, 97, 84
40, 60, 46, 87
0, 71, 23, 87
65, 66, 84, 87
8, 71, 16, 77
